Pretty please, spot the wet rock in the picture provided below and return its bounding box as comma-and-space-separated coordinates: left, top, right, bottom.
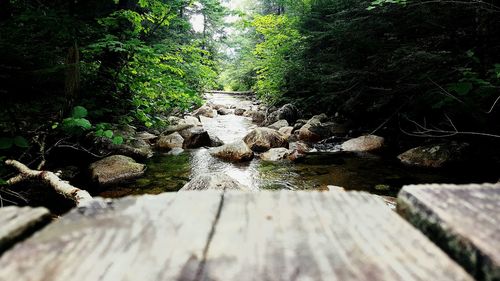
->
180, 173, 250, 191
278, 126, 294, 140
96, 136, 153, 160
157, 132, 184, 150
243, 127, 288, 152
287, 141, 311, 162
179, 127, 211, 149
268, 119, 289, 130
217, 108, 232, 115
210, 140, 254, 162
193, 105, 216, 118
260, 148, 291, 161
265, 103, 300, 125
210, 135, 224, 147
341, 135, 385, 152
397, 142, 469, 168
234, 108, 246, 116
89, 155, 145, 186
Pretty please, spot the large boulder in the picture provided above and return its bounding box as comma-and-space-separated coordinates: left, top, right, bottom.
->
287, 141, 311, 162
179, 127, 211, 149
217, 107, 232, 115
260, 148, 291, 161
157, 132, 184, 150
209, 135, 224, 147
163, 116, 201, 135
266, 103, 300, 125
193, 105, 216, 118
210, 140, 254, 162
298, 114, 347, 142
243, 127, 288, 152
341, 135, 385, 152
268, 119, 289, 130
89, 155, 145, 186
397, 142, 469, 168
180, 173, 250, 191
95, 136, 153, 160
244, 110, 266, 124
278, 126, 294, 140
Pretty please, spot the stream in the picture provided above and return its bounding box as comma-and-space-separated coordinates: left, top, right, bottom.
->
98, 93, 498, 198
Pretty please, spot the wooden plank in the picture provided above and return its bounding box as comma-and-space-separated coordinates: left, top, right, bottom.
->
0, 206, 51, 254
199, 191, 473, 281
0, 192, 223, 281
398, 183, 500, 281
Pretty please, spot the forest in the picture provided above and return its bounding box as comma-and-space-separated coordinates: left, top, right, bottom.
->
0, 0, 499, 205
0, 0, 499, 279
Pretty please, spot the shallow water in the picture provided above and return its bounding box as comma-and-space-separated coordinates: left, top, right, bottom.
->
99, 93, 498, 198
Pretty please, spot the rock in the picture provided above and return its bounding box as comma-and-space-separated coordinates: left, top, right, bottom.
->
180, 173, 250, 191
234, 108, 246, 116
217, 108, 232, 115
89, 155, 145, 186
210, 140, 254, 162
243, 110, 266, 124
298, 114, 334, 142
136, 131, 158, 142
193, 105, 216, 118
397, 142, 469, 168
341, 135, 385, 152
243, 127, 288, 152
268, 119, 289, 130
265, 103, 300, 124
287, 141, 311, 162
260, 148, 291, 161
179, 127, 211, 149
96, 136, 153, 160
157, 132, 184, 150
167, 116, 182, 125
327, 185, 346, 192
210, 135, 224, 147
163, 116, 201, 134
293, 119, 308, 131
278, 126, 294, 140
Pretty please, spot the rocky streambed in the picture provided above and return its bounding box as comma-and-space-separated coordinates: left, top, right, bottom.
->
89, 93, 499, 199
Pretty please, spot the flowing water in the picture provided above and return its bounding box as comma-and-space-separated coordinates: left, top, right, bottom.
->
98, 93, 498, 198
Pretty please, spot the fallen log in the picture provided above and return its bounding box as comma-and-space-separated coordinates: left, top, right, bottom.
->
5, 160, 94, 208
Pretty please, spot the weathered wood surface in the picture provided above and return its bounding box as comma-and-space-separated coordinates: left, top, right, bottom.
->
398, 183, 500, 281
0, 206, 51, 254
0, 191, 473, 281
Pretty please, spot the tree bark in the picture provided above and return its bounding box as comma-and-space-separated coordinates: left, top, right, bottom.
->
5, 160, 94, 208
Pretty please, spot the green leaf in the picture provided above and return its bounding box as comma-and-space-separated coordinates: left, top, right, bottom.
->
72, 106, 88, 118
104, 130, 114, 138
0, 179, 7, 186
0, 138, 13, 150
112, 136, 124, 145
449, 82, 473, 96
13, 136, 30, 148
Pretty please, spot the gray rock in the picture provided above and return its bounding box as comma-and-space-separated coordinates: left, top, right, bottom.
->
157, 132, 184, 150
210, 135, 224, 147
341, 135, 385, 152
260, 148, 291, 161
341, 135, 384, 152
234, 108, 246, 116
210, 140, 254, 162
180, 173, 250, 191
265, 103, 300, 125
398, 142, 469, 168
193, 105, 216, 118
268, 119, 289, 130
179, 127, 211, 149
89, 155, 145, 185
243, 127, 288, 152
217, 108, 232, 115
278, 126, 294, 140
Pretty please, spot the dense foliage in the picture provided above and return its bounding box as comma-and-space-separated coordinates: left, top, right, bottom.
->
222, 0, 500, 137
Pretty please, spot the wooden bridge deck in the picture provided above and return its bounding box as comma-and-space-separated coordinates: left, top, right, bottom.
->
1, 188, 489, 281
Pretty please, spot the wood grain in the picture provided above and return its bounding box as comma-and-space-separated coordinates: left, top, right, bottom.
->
0, 192, 223, 281
398, 183, 500, 281
199, 191, 472, 281
0, 206, 50, 254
